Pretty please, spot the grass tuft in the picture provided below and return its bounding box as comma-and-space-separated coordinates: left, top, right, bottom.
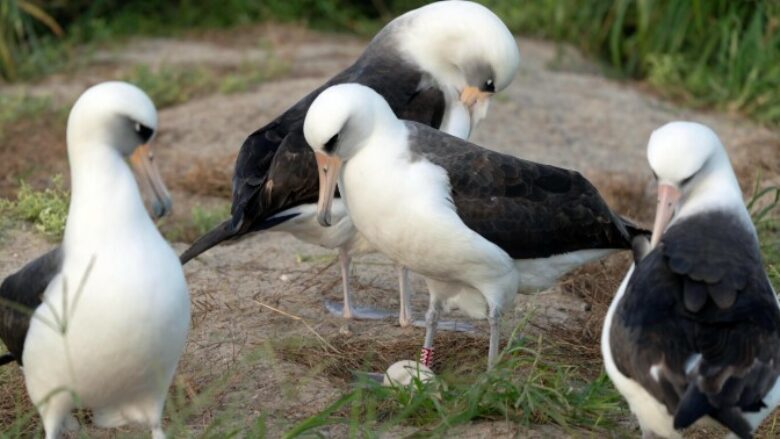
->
485, 0, 780, 126
161, 203, 231, 243
122, 64, 216, 109
751, 181, 780, 292
0, 93, 56, 141
283, 323, 627, 437
0, 175, 69, 239
122, 58, 289, 109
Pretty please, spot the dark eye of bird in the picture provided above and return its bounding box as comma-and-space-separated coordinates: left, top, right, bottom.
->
324, 134, 339, 153
484, 79, 495, 93
680, 173, 695, 186
134, 122, 155, 143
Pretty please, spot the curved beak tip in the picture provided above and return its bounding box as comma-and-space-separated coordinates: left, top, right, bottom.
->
314, 152, 341, 229
317, 212, 331, 228
152, 198, 173, 219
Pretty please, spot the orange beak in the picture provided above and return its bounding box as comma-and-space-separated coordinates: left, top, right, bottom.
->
650, 183, 681, 248
130, 144, 172, 219
315, 152, 343, 227
459, 86, 492, 109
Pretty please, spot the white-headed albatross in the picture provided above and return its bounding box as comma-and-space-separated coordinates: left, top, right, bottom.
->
0, 82, 189, 439
602, 121, 780, 439
304, 83, 646, 370
178, 0, 521, 327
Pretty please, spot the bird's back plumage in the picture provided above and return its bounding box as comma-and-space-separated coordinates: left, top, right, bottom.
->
609, 211, 780, 438
405, 122, 641, 259
0, 247, 62, 365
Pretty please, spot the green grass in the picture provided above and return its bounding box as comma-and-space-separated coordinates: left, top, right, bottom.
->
120, 58, 288, 109
161, 203, 231, 243
0, 175, 69, 239
284, 325, 627, 437
122, 65, 216, 109
750, 180, 780, 292
7, 1, 779, 126
0, 93, 59, 141
0, 0, 63, 80
484, 0, 780, 125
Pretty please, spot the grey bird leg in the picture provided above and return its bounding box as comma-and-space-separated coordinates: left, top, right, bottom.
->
420, 296, 442, 367
487, 303, 500, 370
339, 248, 354, 320
398, 266, 414, 327
324, 249, 396, 320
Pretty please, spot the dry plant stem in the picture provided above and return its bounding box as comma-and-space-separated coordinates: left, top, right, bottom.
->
253, 300, 340, 353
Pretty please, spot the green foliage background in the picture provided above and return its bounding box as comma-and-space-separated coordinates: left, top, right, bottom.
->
3, 0, 779, 125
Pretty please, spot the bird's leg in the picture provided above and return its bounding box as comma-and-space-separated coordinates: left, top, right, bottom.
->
39, 395, 72, 439
63, 413, 80, 432
487, 302, 501, 370
152, 426, 166, 439
398, 266, 414, 327
339, 248, 354, 320
420, 297, 442, 368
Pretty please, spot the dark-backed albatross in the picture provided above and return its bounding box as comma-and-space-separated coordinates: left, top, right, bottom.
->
179, 0, 520, 327
304, 83, 646, 370
0, 82, 189, 439
602, 121, 780, 439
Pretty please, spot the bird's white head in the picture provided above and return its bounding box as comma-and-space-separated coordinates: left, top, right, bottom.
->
390, 1, 520, 131
646, 121, 741, 246
67, 81, 171, 218
303, 83, 399, 228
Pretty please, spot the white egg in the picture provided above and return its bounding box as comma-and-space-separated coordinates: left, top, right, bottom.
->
382, 360, 435, 387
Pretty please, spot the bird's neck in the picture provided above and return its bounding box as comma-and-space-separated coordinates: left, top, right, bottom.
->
676, 164, 752, 229
354, 119, 409, 160
64, 144, 154, 254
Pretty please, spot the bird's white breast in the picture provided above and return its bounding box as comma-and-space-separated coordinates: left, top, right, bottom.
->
22, 221, 189, 408
340, 132, 514, 287
602, 266, 680, 438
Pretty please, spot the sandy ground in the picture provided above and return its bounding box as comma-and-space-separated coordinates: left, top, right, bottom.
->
1, 23, 779, 438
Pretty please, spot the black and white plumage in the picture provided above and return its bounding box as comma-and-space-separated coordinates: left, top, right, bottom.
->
0, 82, 189, 439
0, 248, 62, 366
178, 0, 520, 325
304, 84, 645, 369
602, 121, 780, 439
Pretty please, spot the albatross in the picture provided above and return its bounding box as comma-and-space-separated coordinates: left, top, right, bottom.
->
179, 0, 520, 326
602, 122, 780, 439
0, 82, 190, 439
304, 83, 646, 369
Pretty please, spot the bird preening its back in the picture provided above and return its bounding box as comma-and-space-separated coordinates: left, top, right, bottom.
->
603, 122, 780, 439
0, 82, 189, 439
178, 0, 521, 325
178, 0, 520, 262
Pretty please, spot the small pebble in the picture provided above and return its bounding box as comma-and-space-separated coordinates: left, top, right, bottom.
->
279, 274, 290, 282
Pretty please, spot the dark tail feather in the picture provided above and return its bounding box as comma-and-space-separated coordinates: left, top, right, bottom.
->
675, 385, 712, 431
0, 352, 15, 366
179, 219, 236, 264
675, 386, 752, 439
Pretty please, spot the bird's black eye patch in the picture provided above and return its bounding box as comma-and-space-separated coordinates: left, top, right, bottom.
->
680, 173, 696, 186
324, 134, 339, 153
483, 79, 495, 93
134, 122, 154, 143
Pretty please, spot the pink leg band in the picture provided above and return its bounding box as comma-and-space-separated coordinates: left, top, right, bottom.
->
419, 347, 434, 367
